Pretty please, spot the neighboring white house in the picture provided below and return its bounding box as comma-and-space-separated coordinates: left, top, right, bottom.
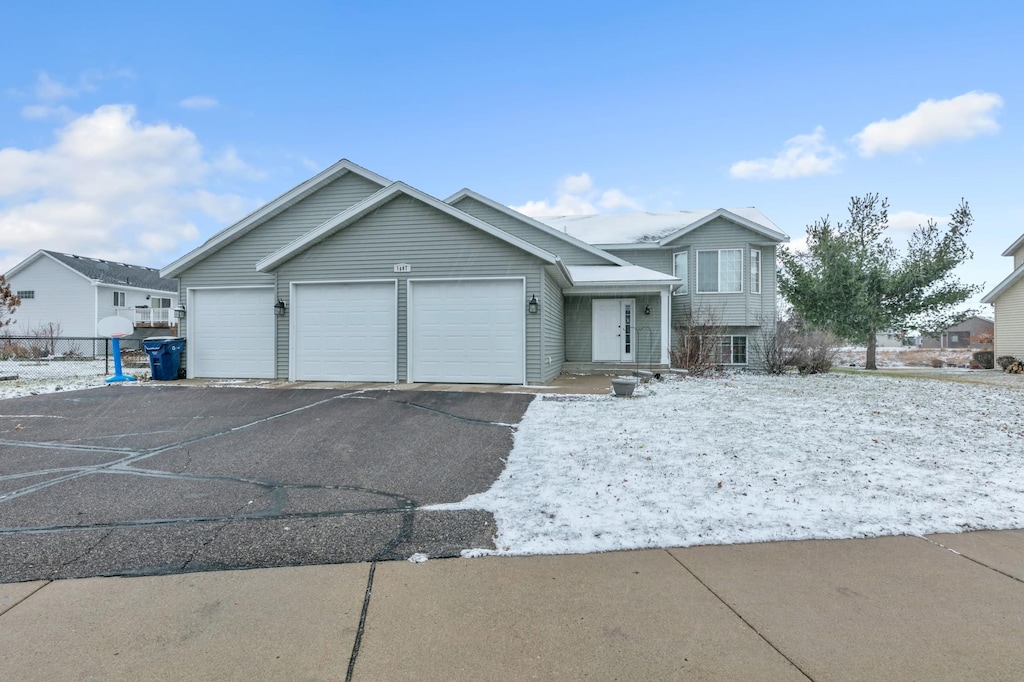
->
982, 233, 1024, 360
3, 250, 179, 339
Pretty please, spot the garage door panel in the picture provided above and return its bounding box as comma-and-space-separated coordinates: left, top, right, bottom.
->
410, 280, 524, 384
191, 288, 276, 379
293, 282, 396, 382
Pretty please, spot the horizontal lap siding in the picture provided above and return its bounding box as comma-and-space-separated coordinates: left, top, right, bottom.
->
994, 283, 1024, 358
541, 267, 564, 382
8, 258, 96, 337
453, 198, 610, 265
272, 195, 546, 383
175, 173, 384, 365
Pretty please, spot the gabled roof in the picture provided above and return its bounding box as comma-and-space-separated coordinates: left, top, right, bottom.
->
981, 262, 1024, 304
444, 189, 632, 266
256, 182, 570, 278
5, 250, 177, 292
538, 208, 789, 246
1002, 233, 1024, 257
161, 159, 390, 278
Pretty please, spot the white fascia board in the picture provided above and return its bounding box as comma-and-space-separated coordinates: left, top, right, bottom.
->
553, 259, 574, 287
92, 282, 179, 296
5, 250, 93, 283
445, 188, 632, 266
658, 208, 790, 245
161, 159, 390, 278
564, 282, 679, 295
256, 182, 560, 273
1001, 233, 1024, 257
981, 263, 1024, 304
594, 242, 663, 250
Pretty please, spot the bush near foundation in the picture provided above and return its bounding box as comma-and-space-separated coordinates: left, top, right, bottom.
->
997, 355, 1018, 371
972, 351, 994, 369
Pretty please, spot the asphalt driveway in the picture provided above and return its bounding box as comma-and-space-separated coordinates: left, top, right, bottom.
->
0, 386, 533, 582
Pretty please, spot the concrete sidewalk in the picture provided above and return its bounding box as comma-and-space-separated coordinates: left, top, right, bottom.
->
2, 531, 1023, 680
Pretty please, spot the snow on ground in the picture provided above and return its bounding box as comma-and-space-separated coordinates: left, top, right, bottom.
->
0, 359, 149, 400
432, 372, 1024, 556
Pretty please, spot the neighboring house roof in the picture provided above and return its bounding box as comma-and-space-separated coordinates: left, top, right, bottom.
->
161, 158, 390, 278
982, 263, 1024, 304
1002, 233, 1024, 257
566, 265, 681, 287
537, 208, 789, 246
5, 250, 177, 293
444, 189, 632, 267
255, 182, 574, 284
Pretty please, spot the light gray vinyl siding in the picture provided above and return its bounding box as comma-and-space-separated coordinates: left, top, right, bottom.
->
994, 280, 1024, 359
541, 266, 564, 382
603, 247, 672, 273
270, 195, 547, 383
176, 172, 384, 341
7, 257, 96, 337
564, 294, 661, 365
452, 197, 611, 266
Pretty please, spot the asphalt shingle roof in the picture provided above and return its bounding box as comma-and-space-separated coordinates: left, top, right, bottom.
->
43, 251, 178, 293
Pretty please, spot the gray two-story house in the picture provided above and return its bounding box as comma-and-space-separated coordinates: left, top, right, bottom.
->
161, 160, 788, 384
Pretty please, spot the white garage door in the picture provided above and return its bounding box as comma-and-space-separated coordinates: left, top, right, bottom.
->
190, 288, 276, 378
293, 281, 397, 382
409, 279, 524, 384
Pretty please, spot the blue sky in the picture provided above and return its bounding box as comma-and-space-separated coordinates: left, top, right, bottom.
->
2, 1, 1021, 307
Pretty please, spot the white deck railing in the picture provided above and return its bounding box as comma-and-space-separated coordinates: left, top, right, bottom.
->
115, 308, 173, 326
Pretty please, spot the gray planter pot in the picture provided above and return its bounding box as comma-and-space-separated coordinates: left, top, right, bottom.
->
611, 377, 638, 397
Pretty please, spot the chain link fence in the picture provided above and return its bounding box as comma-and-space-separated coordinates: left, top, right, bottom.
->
0, 336, 151, 381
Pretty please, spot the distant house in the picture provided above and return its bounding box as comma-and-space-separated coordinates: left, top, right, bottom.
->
874, 330, 908, 348
3, 250, 179, 339
919, 316, 994, 349
982, 233, 1024, 359
160, 159, 787, 383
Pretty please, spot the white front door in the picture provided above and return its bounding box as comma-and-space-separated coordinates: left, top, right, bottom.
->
592, 299, 634, 362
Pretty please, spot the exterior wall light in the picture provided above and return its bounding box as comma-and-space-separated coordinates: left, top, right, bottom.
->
275, 299, 287, 316
644, 305, 651, 315
173, 304, 187, 320
527, 294, 539, 314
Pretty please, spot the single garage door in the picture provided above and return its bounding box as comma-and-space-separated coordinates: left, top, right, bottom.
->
190, 287, 276, 378
293, 281, 397, 382
409, 279, 524, 384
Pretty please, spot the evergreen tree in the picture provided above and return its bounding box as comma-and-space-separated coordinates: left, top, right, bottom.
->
778, 194, 979, 370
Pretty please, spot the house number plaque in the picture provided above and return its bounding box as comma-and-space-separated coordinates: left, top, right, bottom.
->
393, 263, 412, 273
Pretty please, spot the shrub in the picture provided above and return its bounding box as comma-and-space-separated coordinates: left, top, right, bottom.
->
971, 351, 994, 369
930, 357, 945, 368
670, 308, 727, 376
791, 331, 838, 374
997, 355, 1018, 371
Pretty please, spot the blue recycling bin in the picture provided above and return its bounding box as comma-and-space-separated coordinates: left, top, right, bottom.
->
143, 337, 185, 381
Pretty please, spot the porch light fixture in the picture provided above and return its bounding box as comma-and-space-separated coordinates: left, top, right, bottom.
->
274, 299, 287, 316
173, 304, 187, 320
644, 305, 651, 315
527, 294, 539, 314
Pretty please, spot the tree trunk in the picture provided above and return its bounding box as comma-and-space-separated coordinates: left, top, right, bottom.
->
866, 330, 877, 370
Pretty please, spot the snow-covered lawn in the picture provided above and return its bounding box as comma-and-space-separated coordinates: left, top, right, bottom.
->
0, 359, 150, 400
434, 373, 1024, 556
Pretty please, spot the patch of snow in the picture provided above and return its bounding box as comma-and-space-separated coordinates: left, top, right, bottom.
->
431, 373, 1024, 556
566, 265, 679, 284
408, 553, 429, 563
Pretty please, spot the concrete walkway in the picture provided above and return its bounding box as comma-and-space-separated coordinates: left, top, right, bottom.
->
3, 530, 1023, 681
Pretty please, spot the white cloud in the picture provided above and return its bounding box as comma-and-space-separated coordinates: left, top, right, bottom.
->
0, 104, 260, 270
20, 104, 75, 121
179, 95, 220, 110
854, 91, 1003, 157
513, 173, 641, 217
213, 147, 266, 180
888, 210, 946, 231
730, 127, 844, 180
30, 69, 134, 102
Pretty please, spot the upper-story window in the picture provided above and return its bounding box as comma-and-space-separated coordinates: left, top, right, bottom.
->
17, 290, 35, 299
697, 249, 743, 293
113, 291, 126, 307
750, 249, 762, 295
673, 251, 688, 295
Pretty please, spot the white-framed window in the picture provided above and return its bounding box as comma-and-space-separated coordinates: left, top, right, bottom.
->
750, 249, 761, 295
17, 290, 35, 299
113, 291, 126, 307
673, 251, 688, 295
718, 336, 748, 364
697, 249, 743, 293
151, 297, 172, 309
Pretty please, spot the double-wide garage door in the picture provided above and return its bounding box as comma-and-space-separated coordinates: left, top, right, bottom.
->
409, 279, 524, 384
293, 282, 397, 382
